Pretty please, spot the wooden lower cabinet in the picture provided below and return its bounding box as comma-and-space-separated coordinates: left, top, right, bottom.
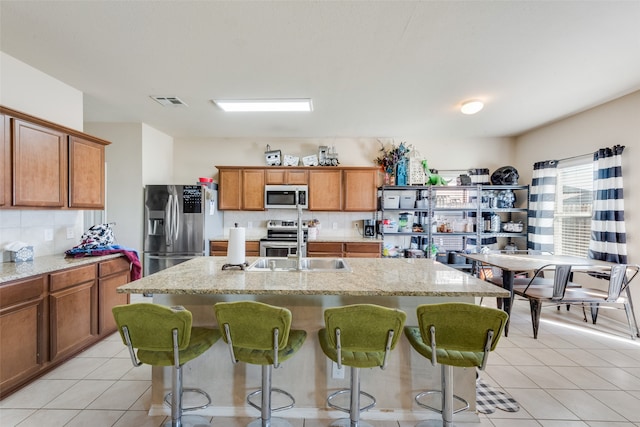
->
0, 256, 132, 399
307, 241, 381, 258
0, 276, 47, 397
210, 240, 260, 257
49, 264, 98, 362
98, 258, 130, 335
344, 242, 382, 258
307, 242, 343, 258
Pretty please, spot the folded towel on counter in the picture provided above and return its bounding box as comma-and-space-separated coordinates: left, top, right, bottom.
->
65, 245, 142, 281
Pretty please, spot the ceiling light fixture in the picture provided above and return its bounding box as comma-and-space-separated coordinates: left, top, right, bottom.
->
460, 100, 484, 115
212, 98, 313, 112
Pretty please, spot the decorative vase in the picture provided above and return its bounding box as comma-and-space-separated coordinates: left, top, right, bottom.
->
396, 158, 408, 186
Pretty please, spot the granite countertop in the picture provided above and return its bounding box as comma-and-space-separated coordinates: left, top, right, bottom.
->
0, 254, 124, 284
117, 256, 508, 297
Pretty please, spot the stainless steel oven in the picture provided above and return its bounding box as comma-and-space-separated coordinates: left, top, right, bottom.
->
259, 220, 307, 257
259, 240, 306, 257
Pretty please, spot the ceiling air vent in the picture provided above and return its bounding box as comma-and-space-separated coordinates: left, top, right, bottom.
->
150, 96, 188, 107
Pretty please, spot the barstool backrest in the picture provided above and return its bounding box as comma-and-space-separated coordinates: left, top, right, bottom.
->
416, 303, 507, 354
112, 303, 192, 352
324, 304, 406, 352
214, 301, 291, 350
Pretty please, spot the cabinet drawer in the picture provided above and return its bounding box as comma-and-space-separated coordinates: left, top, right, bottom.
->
344, 242, 381, 254
98, 257, 130, 277
49, 264, 96, 292
307, 242, 343, 253
0, 276, 46, 309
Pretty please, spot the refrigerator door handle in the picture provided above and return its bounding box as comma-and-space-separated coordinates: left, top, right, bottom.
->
173, 193, 180, 242
165, 195, 173, 246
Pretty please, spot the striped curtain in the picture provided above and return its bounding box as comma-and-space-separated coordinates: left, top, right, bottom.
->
588, 145, 627, 263
528, 160, 558, 253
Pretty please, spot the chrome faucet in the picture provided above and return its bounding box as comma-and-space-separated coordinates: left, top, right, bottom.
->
295, 194, 304, 270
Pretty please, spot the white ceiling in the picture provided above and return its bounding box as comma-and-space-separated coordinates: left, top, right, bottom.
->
1, 1, 640, 140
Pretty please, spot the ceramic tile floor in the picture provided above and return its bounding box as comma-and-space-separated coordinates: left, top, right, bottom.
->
1, 296, 640, 427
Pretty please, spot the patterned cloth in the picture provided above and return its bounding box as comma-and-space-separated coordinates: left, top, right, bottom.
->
476, 378, 519, 414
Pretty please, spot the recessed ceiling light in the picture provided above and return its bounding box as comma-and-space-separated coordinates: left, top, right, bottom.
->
460, 100, 484, 115
212, 98, 313, 112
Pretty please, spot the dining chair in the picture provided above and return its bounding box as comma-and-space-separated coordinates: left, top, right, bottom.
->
514, 263, 640, 339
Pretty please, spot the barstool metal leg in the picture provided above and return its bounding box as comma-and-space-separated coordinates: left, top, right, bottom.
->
172, 365, 182, 427
350, 366, 360, 426
441, 364, 453, 427
262, 364, 272, 427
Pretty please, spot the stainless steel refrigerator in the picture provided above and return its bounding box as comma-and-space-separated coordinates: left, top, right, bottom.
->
143, 183, 222, 276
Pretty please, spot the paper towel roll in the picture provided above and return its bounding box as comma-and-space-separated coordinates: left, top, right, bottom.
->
227, 227, 246, 265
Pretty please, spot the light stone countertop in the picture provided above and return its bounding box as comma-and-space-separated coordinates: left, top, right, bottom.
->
117, 256, 509, 297
0, 254, 124, 284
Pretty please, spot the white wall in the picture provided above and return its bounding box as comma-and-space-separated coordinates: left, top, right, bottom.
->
173, 136, 515, 183
0, 52, 86, 259
83, 122, 174, 254
514, 90, 640, 326
142, 123, 174, 184
84, 123, 144, 252
0, 52, 83, 130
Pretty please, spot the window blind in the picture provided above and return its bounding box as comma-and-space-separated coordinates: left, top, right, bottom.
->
554, 161, 592, 256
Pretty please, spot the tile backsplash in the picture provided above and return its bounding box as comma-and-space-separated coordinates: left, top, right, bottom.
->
0, 210, 85, 262
221, 209, 377, 240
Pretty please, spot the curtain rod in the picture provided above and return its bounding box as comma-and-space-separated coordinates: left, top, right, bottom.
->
556, 152, 592, 163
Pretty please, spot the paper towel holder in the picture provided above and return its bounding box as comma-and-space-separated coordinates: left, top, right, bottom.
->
222, 223, 249, 270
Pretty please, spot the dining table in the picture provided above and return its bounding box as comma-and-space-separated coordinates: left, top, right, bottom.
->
461, 252, 616, 335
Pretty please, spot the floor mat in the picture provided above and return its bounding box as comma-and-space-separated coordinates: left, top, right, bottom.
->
476, 378, 520, 414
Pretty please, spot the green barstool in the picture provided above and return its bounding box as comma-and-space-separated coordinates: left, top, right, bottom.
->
213, 301, 307, 427
404, 303, 508, 427
318, 304, 407, 427
112, 303, 220, 427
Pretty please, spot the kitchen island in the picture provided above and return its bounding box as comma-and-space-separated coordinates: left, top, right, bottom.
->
117, 256, 508, 423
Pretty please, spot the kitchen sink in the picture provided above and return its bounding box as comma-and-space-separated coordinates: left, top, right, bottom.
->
247, 257, 351, 272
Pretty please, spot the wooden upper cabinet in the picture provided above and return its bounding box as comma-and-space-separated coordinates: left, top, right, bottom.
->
308, 169, 342, 211
218, 168, 242, 210
342, 168, 377, 211
217, 167, 265, 210
241, 169, 265, 210
69, 136, 105, 209
265, 168, 308, 185
12, 119, 66, 207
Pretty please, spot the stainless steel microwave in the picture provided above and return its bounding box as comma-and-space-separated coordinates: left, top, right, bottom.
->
264, 185, 308, 209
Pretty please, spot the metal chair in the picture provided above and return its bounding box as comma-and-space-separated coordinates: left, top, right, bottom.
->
517, 263, 640, 339
404, 303, 508, 427
112, 303, 220, 427
213, 301, 307, 427
318, 304, 406, 427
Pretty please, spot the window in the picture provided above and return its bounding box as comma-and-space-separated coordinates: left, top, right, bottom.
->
553, 158, 592, 256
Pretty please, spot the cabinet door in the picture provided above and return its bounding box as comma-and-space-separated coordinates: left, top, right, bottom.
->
99, 271, 129, 335
343, 169, 377, 211
344, 242, 381, 258
241, 169, 265, 210
69, 136, 105, 209
218, 168, 242, 210
12, 119, 66, 207
309, 170, 342, 211
307, 242, 343, 257
0, 114, 7, 207
0, 276, 47, 398
265, 169, 308, 185
49, 265, 97, 362
98, 258, 130, 335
